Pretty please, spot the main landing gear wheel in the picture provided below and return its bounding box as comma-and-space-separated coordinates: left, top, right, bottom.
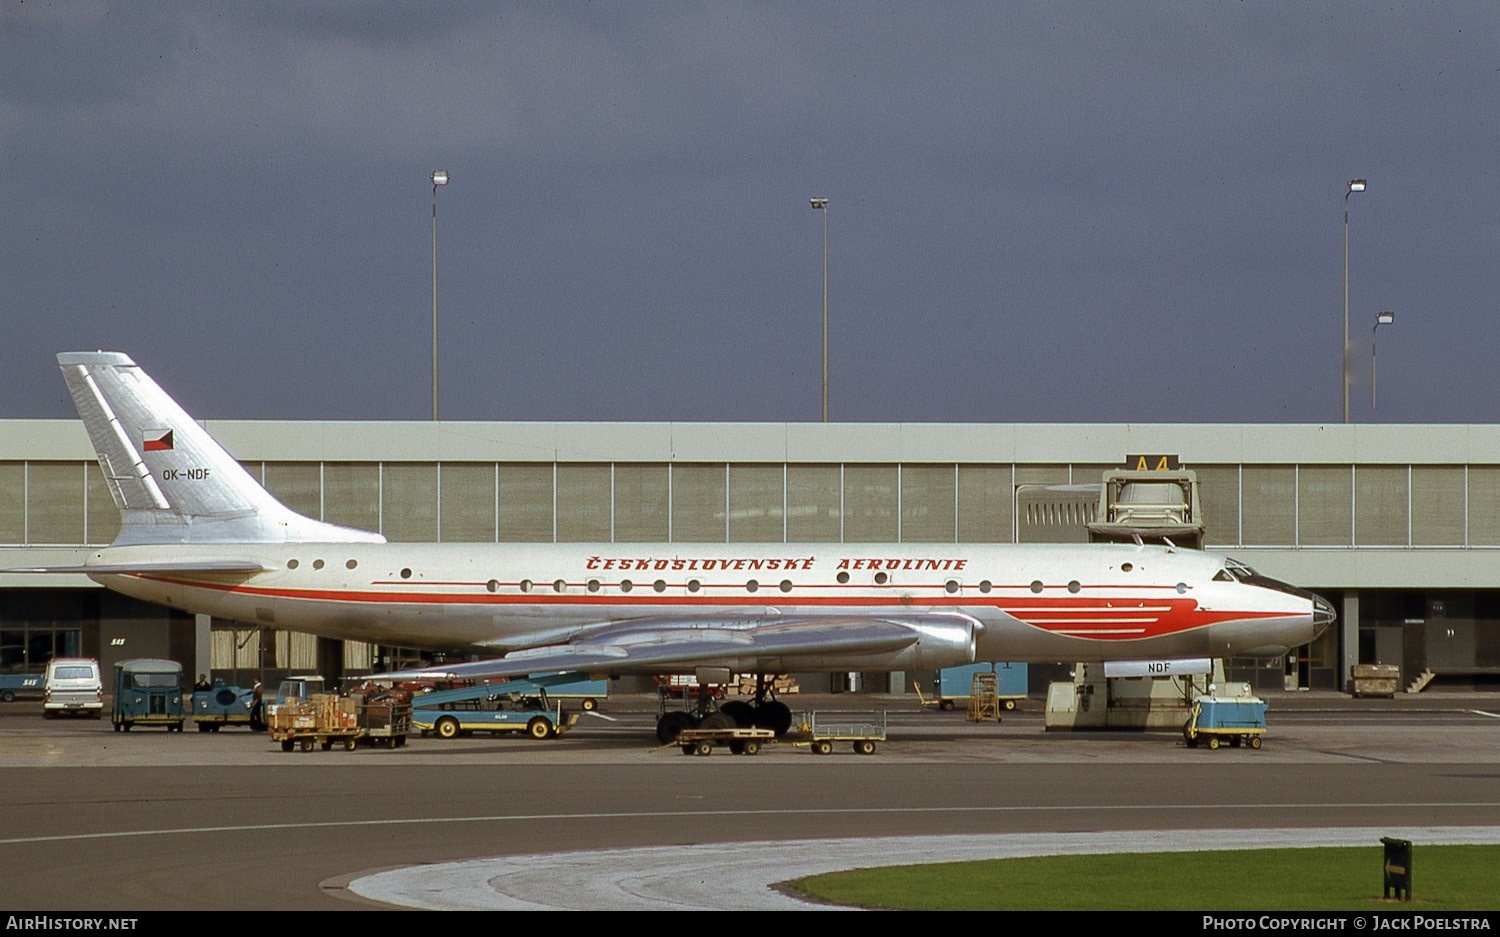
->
527, 717, 553, 740
698, 712, 737, 732
656, 711, 697, 744
754, 701, 793, 738
436, 717, 460, 740
718, 701, 754, 727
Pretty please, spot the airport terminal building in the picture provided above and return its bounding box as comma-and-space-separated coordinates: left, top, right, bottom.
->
4, 417, 1500, 695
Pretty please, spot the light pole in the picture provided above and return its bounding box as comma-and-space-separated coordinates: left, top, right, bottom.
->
430, 169, 449, 422
1372, 310, 1395, 410
810, 197, 829, 422
1342, 178, 1366, 424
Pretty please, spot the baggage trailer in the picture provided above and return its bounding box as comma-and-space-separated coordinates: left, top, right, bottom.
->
268, 693, 363, 752
1182, 696, 1268, 750
795, 710, 887, 755
674, 726, 775, 756
351, 692, 413, 748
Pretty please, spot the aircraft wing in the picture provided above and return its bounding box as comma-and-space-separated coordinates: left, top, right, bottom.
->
7, 558, 273, 574
387, 613, 971, 682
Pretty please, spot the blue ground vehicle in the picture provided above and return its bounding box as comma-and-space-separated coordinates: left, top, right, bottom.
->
112, 659, 185, 732
924, 662, 1028, 711
411, 673, 583, 740
191, 680, 256, 731
538, 674, 609, 712
0, 672, 43, 703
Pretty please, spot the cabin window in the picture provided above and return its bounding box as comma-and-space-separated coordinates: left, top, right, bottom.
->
1067, 580, 1081, 593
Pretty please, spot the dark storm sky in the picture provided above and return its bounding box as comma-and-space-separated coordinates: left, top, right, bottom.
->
4, 2, 1497, 425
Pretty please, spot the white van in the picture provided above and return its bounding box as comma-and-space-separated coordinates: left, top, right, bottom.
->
43, 658, 103, 718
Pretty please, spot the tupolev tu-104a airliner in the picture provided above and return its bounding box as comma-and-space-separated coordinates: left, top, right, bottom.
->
17, 352, 1333, 741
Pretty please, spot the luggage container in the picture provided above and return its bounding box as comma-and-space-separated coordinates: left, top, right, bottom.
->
1349, 663, 1400, 699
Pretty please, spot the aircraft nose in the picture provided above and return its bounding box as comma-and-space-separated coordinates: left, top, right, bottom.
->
1312, 595, 1336, 634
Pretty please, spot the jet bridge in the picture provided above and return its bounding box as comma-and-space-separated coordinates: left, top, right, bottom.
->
1047, 468, 1218, 730
1086, 470, 1203, 549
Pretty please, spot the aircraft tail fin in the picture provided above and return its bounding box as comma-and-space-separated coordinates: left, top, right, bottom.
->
57, 352, 386, 546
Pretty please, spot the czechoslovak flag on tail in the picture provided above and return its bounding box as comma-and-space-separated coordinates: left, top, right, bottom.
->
143, 429, 174, 452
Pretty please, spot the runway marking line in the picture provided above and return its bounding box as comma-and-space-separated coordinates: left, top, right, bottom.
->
6, 801, 1500, 846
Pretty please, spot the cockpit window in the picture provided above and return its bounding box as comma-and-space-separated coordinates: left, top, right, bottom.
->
1224, 559, 1258, 581
1214, 569, 1235, 582
1224, 557, 1314, 600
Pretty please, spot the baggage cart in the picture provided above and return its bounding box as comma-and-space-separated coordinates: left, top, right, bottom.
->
1182, 696, 1267, 751
355, 696, 412, 748
794, 710, 886, 755
268, 693, 362, 752
674, 726, 775, 756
